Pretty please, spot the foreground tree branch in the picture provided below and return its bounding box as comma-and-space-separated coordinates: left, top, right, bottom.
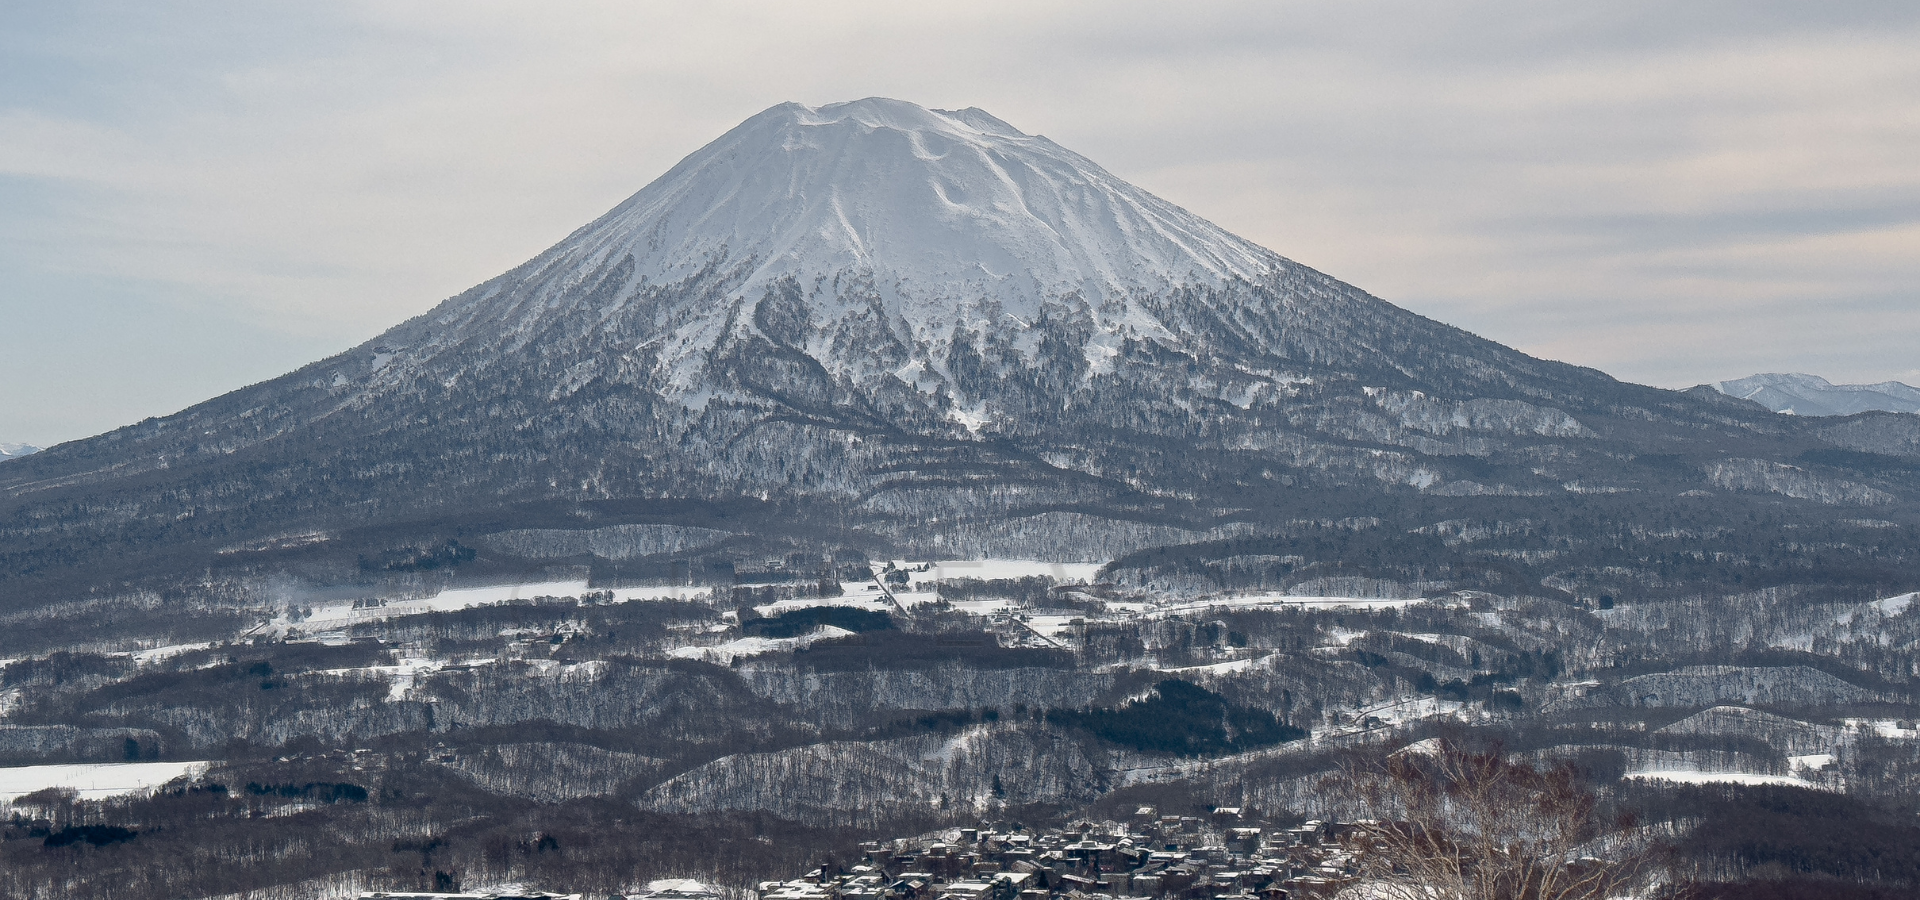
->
1327, 738, 1649, 900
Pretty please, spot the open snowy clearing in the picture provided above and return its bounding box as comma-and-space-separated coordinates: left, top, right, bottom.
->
1844, 718, 1920, 739
318, 657, 451, 701
750, 594, 896, 619
271, 579, 594, 635
1625, 770, 1823, 789
635, 879, 722, 900
1836, 591, 1919, 624
128, 641, 219, 663
270, 559, 1103, 637
1158, 593, 1427, 616
268, 579, 728, 639
607, 584, 715, 603
1349, 696, 1466, 730
0, 761, 210, 801
1157, 653, 1278, 676
1017, 613, 1082, 638
913, 560, 1103, 583
669, 626, 856, 665
1790, 753, 1837, 770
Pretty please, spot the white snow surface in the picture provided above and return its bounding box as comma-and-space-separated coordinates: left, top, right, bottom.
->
274, 579, 595, 634
918, 559, 1103, 583
0, 761, 209, 801
448, 98, 1285, 396
273, 579, 715, 636
0, 443, 39, 461
127, 641, 219, 664
751, 594, 895, 619
1835, 591, 1918, 625
669, 625, 855, 665
1158, 593, 1426, 616
1157, 653, 1276, 676
424, 579, 594, 609
1625, 770, 1824, 789
639, 879, 721, 899
1790, 753, 1837, 770
1845, 718, 1920, 739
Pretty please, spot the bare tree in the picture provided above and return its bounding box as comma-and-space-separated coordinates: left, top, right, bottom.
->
1327, 739, 1648, 900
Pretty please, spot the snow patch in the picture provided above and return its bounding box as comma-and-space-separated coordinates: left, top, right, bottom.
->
1835, 591, 1918, 624
0, 761, 210, 801
669, 626, 855, 665
920, 559, 1104, 583
1625, 770, 1823, 789
1159, 593, 1425, 616
1790, 753, 1836, 771
1157, 654, 1275, 676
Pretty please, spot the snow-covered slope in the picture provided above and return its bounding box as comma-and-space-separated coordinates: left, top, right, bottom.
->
590, 100, 1276, 311
1715, 373, 1920, 417
0, 443, 39, 463
348, 97, 1617, 449
410, 98, 1289, 406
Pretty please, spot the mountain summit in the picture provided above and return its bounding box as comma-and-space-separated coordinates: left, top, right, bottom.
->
2, 99, 1912, 602
409, 98, 1284, 419
341, 97, 1605, 446
577, 99, 1276, 329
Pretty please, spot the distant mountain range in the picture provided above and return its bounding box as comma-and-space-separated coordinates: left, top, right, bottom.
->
1, 98, 1916, 607
1714, 373, 1920, 417
0, 443, 39, 462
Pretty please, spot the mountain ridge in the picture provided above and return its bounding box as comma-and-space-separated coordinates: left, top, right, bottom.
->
1714, 372, 1920, 417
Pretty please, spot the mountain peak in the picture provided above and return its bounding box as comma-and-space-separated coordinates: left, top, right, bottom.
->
768, 97, 1018, 136
412, 97, 1290, 402
575, 97, 1280, 297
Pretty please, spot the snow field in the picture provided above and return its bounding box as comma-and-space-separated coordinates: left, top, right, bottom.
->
668, 626, 855, 666
750, 593, 895, 619
271, 579, 724, 639
0, 761, 210, 801
1157, 593, 1426, 617
1156, 654, 1278, 676
916, 560, 1103, 584
1624, 770, 1825, 789
1844, 718, 1920, 739
1836, 591, 1919, 624
1790, 753, 1837, 770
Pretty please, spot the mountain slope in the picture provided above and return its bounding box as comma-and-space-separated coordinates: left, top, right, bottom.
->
0, 443, 37, 463
1715, 373, 1920, 417
0, 99, 1912, 606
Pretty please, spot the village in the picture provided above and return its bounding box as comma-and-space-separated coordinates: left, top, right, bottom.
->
753, 809, 1374, 900
350, 808, 1376, 900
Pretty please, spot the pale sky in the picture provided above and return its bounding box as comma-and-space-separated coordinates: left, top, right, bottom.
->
3, 1, 1917, 448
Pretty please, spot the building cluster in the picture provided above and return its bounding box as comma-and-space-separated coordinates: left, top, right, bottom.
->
350, 810, 1384, 900
757, 808, 1379, 900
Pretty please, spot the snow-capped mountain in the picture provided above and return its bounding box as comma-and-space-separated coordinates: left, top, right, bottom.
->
1715, 373, 1920, 417
0, 99, 1912, 600
541, 100, 1277, 399
0, 443, 38, 462
367, 98, 1574, 435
